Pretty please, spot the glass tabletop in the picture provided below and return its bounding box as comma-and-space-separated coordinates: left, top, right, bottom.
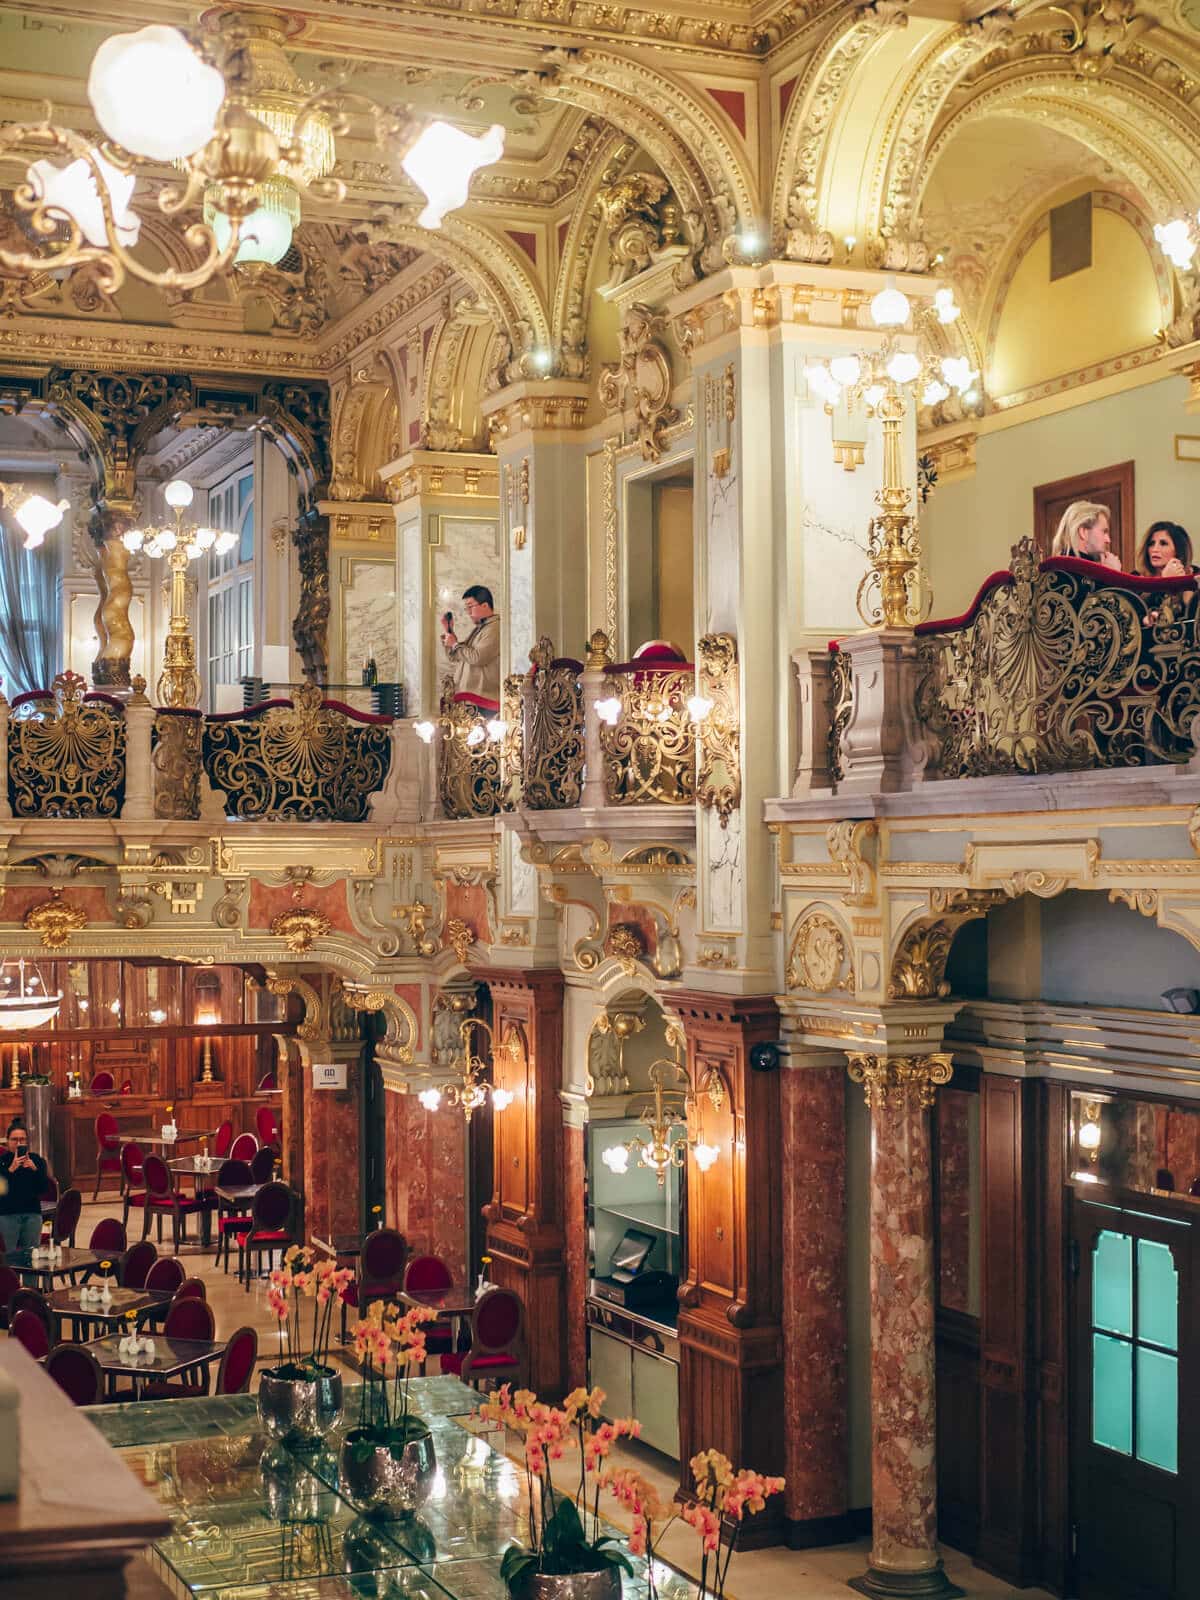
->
8, 1246, 101, 1277
87, 1379, 696, 1600
86, 1334, 227, 1377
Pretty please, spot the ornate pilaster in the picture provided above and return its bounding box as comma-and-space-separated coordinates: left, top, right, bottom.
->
476, 966, 569, 1396
672, 991, 785, 1544
847, 1051, 964, 1600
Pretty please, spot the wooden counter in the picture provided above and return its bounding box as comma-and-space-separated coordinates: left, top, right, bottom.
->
0, 1342, 170, 1598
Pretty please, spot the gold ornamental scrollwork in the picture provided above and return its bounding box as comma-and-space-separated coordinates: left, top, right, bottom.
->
446, 917, 476, 966
23, 887, 88, 950
786, 912, 854, 994
270, 885, 332, 954
437, 697, 506, 820
827, 647, 853, 787
392, 901, 438, 957
695, 632, 740, 829
847, 1053, 954, 1110
152, 710, 202, 820
888, 918, 956, 1000
598, 303, 679, 463
9, 671, 125, 819
914, 536, 1200, 777
600, 667, 695, 805
605, 923, 646, 977
524, 639, 584, 810
264, 973, 325, 1043
203, 682, 389, 822
339, 983, 417, 1066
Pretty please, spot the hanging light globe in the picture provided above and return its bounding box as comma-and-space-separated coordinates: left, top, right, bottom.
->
87, 26, 225, 163
0, 960, 63, 1030
205, 176, 299, 265
870, 284, 911, 328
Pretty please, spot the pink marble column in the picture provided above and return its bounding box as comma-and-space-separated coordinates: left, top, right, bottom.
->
302, 1054, 362, 1241
384, 1089, 467, 1285
850, 1056, 963, 1600
781, 1058, 848, 1537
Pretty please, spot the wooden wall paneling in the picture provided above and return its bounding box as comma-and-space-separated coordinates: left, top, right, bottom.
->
936, 1311, 981, 1554
477, 967, 567, 1397
672, 992, 784, 1544
978, 1073, 1037, 1584
1035, 1079, 1069, 1594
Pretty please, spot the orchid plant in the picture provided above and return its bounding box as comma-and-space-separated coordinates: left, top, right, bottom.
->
348, 1299, 437, 1456
265, 1245, 355, 1380
478, 1385, 638, 1592
602, 1448, 785, 1600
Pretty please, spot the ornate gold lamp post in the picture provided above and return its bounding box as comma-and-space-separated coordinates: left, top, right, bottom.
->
122, 479, 236, 709
805, 286, 977, 628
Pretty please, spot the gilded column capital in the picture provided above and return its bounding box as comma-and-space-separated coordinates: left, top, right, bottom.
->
847, 1051, 954, 1110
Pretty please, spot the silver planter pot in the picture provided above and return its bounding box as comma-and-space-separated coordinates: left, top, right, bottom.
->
341, 1427, 437, 1518
511, 1572, 623, 1600
257, 1368, 344, 1446
260, 1444, 340, 1524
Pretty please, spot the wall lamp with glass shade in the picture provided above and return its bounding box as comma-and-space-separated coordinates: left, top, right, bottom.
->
0, 16, 507, 292
416, 1015, 517, 1123
600, 1058, 726, 1187
0, 485, 71, 551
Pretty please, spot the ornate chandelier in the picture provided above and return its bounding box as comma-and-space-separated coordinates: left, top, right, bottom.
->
417, 1016, 515, 1123
600, 1057, 724, 1186
0, 960, 63, 1031
0, 13, 506, 289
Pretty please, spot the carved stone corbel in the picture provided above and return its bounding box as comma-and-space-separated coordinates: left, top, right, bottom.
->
598, 303, 679, 463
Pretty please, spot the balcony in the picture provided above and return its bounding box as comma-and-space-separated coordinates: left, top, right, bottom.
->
429, 636, 703, 822
818, 538, 1200, 792
1, 673, 397, 826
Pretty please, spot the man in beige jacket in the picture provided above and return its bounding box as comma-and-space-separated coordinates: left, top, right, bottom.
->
441, 584, 501, 703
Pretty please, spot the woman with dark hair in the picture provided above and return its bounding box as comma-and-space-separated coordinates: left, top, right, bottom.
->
1135, 521, 1195, 579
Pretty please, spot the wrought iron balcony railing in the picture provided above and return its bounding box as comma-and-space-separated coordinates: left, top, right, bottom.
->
819, 538, 1200, 788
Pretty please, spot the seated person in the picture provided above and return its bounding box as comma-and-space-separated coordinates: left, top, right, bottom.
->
1135, 520, 1196, 626
1050, 500, 1122, 570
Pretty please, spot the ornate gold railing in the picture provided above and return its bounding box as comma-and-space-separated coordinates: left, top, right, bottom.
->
153, 710, 202, 820
600, 659, 696, 805
8, 672, 125, 818
912, 538, 1200, 777
522, 639, 584, 810
437, 693, 509, 820
202, 683, 391, 821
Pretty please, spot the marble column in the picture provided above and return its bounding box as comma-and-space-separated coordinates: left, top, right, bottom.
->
383, 1089, 468, 1285
302, 1038, 363, 1242
848, 1053, 963, 1600
781, 1049, 849, 1542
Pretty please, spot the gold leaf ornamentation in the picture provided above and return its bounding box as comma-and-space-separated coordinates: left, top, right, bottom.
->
9, 672, 125, 819
786, 913, 854, 994
446, 917, 475, 966
847, 1052, 954, 1109
696, 632, 740, 828
24, 888, 88, 950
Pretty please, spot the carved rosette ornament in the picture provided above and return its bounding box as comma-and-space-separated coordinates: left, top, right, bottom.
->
605, 923, 645, 977
695, 632, 740, 828
786, 912, 854, 994
24, 888, 88, 950
847, 1052, 954, 1110
598, 303, 679, 463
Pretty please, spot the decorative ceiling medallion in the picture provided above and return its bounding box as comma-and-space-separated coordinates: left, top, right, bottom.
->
23, 887, 89, 950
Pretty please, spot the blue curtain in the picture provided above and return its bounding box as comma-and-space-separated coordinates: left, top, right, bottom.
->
0, 526, 60, 697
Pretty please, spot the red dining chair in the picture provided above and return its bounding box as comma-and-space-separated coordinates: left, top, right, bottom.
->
213, 1120, 235, 1159
250, 1146, 276, 1184
52, 1188, 81, 1247
121, 1238, 157, 1289
213, 1158, 254, 1272
403, 1255, 456, 1365
141, 1153, 209, 1249
11, 1306, 50, 1361
340, 1228, 408, 1342
88, 1217, 127, 1255
92, 1113, 123, 1200
440, 1288, 526, 1390
257, 1070, 278, 1091
45, 1344, 102, 1405
214, 1325, 258, 1395
164, 1294, 216, 1341
255, 1104, 279, 1147
0, 1263, 20, 1329
229, 1132, 259, 1163
89, 1070, 115, 1095
236, 1182, 294, 1290
120, 1142, 145, 1230
137, 1255, 186, 1330
175, 1276, 207, 1303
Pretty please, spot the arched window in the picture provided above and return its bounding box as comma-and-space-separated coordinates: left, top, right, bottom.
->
206, 465, 255, 707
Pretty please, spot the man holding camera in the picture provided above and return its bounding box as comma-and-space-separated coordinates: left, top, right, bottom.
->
0, 1118, 48, 1250
440, 585, 501, 704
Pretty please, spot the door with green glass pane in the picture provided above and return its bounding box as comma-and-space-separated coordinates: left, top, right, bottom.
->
1071, 1198, 1198, 1600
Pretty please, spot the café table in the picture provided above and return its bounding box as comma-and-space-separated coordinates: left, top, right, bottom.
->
85, 1332, 227, 1400
47, 1284, 172, 1342
8, 1245, 103, 1286
141, 1129, 212, 1150
169, 1156, 223, 1246
211, 1182, 262, 1273
399, 1284, 477, 1367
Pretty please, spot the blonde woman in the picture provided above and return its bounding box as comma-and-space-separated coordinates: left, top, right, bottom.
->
1050, 500, 1122, 569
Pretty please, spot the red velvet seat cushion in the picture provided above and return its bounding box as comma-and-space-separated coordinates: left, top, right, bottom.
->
440, 1351, 518, 1374
147, 1194, 206, 1212
125, 1190, 147, 1207
218, 1213, 252, 1233
237, 1228, 290, 1247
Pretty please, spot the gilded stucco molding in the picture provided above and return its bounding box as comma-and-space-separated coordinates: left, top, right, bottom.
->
826, 819, 877, 906
847, 1051, 954, 1109
263, 972, 327, 1043
786, 910, 855, 994
340, 983, 418, 1066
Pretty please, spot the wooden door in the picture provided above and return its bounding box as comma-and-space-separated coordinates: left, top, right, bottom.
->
1070, 1193, 1199, 1599
1034, 460, 1135, 569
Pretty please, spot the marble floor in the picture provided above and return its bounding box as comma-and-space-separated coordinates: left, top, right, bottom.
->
31, 1196, 1055, 1600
